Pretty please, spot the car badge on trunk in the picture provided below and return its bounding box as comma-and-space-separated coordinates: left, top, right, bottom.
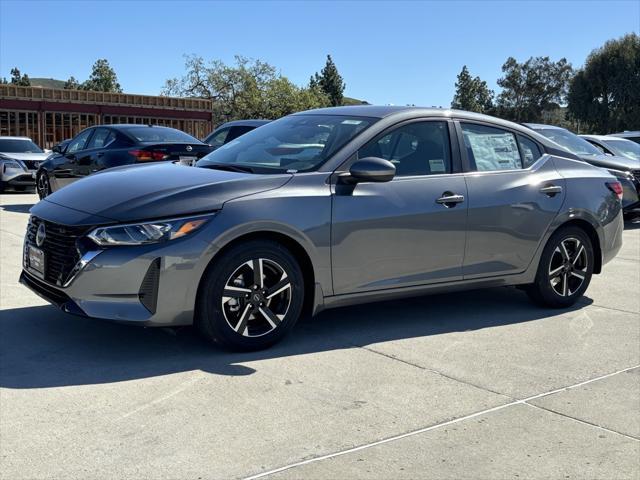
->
36, 223, 46, 247
186, 145, 193, 152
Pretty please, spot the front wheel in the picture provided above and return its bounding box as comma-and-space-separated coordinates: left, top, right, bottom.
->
526, 226, 594, 308
36, 171, 51, 199
196, 240, 305, 351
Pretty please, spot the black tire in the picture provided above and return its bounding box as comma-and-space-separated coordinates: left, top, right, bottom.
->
36, 171, 51, 199
526, 226, 594, 308
196, 239, 304, 351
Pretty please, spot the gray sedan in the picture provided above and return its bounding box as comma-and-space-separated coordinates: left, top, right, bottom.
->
20, 106, 624, 350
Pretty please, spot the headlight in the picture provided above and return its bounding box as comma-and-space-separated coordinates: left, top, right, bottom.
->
2, 160, 24, 170
87, 214, 213, 246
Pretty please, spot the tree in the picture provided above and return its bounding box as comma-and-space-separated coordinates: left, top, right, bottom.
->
451, 65, 494, 113
9, 67, 30, 86
567, 33, 640, 133
80, 59, 122, 92
311, 55, 346, 106
495, 56, 573, 122
63, 76, 80, 90
163, 55, 330, 124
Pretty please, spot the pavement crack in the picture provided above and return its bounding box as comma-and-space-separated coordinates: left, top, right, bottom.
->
352, 343, 515, 400
523, 401, 639, 442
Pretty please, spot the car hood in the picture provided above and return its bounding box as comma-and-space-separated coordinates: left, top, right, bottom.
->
580, 153, 640, 171
40, 163, 293, 223
0, 152, 49, 161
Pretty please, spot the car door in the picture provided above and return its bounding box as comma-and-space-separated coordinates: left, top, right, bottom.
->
458, 121, 566, 278
82, 127, 116, 174
331, 120, 468, 294
52, 128, 94, 189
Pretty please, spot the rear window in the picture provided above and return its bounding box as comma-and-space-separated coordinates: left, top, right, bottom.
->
125, 127, 200, 143
0, 139, 43, 153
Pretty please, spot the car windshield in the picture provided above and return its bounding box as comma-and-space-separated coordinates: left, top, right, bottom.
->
197, 114, 376, 173
0, 139, 43, 153
602, 138, 640, 160
536, 128, 602, 157
125, 127, 200, 143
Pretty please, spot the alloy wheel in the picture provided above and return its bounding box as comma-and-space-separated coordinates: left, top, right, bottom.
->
37, 173, 49, 198
548, 237, 588, 297
221, 258, 292, 337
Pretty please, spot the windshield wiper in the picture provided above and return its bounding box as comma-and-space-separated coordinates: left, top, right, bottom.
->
200, 163, 255, 174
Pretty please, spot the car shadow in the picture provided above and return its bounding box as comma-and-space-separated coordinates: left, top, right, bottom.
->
0, 287, 592, 389
0, 203, 34, 214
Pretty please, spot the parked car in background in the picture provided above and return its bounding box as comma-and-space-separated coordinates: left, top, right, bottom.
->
0, 137, 50, 193
204, 120, 270, 150
581, 134, 640, 161
22, 106, 623, 351
610, 131, 640, 144
525, 123, 639, 218
36, 125, 213, 199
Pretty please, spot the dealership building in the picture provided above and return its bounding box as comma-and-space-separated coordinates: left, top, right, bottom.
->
0, 84, 214, 149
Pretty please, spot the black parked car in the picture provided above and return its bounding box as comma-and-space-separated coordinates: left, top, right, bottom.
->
204, 120, 270, 150
37, 125, 213, 199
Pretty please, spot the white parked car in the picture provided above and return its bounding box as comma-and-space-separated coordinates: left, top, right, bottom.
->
0, 137, 49, 192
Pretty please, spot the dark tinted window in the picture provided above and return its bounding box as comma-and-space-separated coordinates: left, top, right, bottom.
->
536, 128, 601, 157
0, 139, 43, 153
125, 127, 200, 143
198, 115, 375, 173
358, 121, 451, 176
517, 135, 543, 167
462, 123, 522, 171
67, 129, 93, 153
227, 125, 256, 142
86, 128, 115, 149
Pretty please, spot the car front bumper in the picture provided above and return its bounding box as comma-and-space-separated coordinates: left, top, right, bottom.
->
20, 221, 219, 327
2, 167, 37, 187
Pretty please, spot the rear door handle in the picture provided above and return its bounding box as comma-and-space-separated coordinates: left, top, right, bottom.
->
539, 185, 562, 196
436, 193, 465, 206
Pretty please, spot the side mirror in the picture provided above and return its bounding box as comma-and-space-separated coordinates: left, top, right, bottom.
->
53, 143, 67, 154
346, 157, 396, 183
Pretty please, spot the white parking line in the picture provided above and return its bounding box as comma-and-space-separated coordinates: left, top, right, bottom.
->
243, 364, 640, 480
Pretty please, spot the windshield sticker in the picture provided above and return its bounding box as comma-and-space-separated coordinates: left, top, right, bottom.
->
429, 159, 446, 172
341, 120, 363, 125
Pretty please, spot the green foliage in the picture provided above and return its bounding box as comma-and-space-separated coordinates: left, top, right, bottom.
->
311, 55, 346, 106
9, 67, 30, 86
451, 66, 494, 113
163, 55, 331, 124
63, 76, 80, 90
567, 33, 640, 133
80, 59, 122, 93
495, 56, 573, 122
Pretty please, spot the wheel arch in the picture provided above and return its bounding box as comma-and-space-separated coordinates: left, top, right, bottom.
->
552, 218, 603, 274
196, 230, 320, 321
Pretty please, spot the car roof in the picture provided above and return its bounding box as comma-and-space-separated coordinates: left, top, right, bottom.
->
580, 134, 610, 141
104, 124, 183, 131
298, 105, 545, 132
0, 136, 34, 140
522, 123, 566, 131
218, 119, 271, 128
609, 131, 640, 138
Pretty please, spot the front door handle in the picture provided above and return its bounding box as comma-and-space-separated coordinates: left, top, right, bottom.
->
436, 192, 465, 207
539, 185, 562, 197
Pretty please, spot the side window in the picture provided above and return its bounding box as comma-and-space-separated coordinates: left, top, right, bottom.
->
517, 135, 543, 167
227, 126, 254, 142
462, 123, 522, 171
358, 121, 451, 177
207, 128, 229, 148
86, 128, 115, 149
66, 129, 93, 154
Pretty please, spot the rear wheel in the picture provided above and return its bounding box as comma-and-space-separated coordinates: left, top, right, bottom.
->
196, 240, 304, 351
36, 171, 51, 199
526, 226, 594, 308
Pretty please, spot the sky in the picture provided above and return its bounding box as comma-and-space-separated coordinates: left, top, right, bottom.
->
1, 0, 638, 107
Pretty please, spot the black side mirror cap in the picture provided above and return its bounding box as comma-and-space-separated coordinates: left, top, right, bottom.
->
344, 157, 396, 184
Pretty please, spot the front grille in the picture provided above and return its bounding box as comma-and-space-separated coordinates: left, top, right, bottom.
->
26, 217, 92, 286
22, 160, 41, 170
